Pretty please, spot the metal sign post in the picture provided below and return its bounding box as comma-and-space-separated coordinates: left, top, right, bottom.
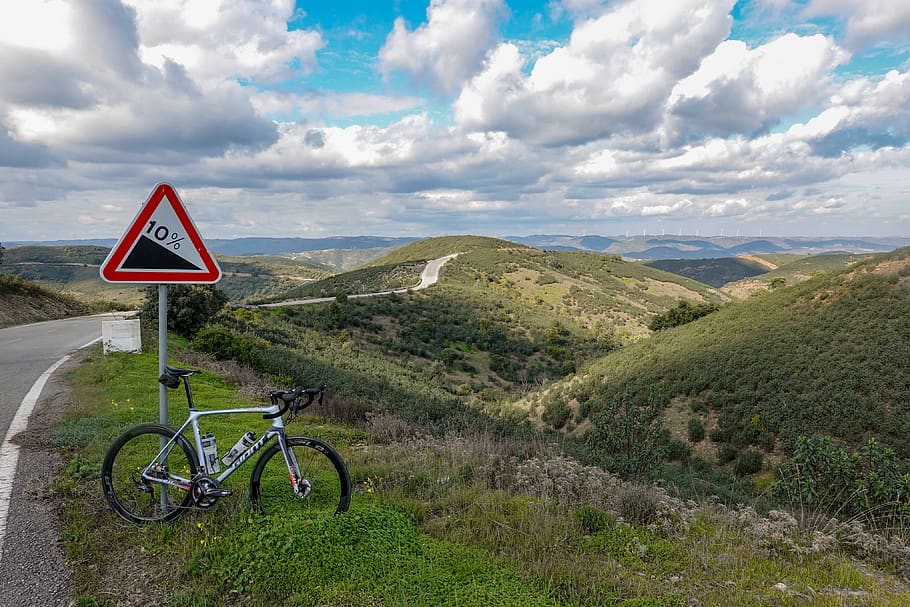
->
158, 285, 168, 425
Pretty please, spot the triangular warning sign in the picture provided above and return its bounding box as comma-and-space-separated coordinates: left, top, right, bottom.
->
100, 183, 222, 284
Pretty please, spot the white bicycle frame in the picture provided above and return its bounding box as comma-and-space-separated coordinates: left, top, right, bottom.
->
143, 403, 304, 496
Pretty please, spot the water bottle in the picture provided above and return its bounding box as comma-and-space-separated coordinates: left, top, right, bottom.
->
201, 432, 220, 474
221, 431, 256, 466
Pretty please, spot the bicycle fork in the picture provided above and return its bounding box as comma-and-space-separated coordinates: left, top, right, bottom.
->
278, 435, 310, 499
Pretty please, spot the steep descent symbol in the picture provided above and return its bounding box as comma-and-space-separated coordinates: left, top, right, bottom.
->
100, 183, 221, 283
121, 235, 202, 271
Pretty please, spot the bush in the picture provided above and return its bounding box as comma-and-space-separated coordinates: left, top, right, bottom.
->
141, 284, 228, 338
585, 394, 670, 478
717, 444, 738, 466
667, 438, 690, 464
687, 418, 705, 443
615, 484, 661, 525
648, 299, 720, 331
773, 435, 910, 524
192, 327, 263, 369
542, 400, 571, 430
575, 505, 610, 535
734, 449, 763, 476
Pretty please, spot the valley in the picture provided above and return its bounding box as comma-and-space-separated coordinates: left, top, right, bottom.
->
4, 234, 910, 605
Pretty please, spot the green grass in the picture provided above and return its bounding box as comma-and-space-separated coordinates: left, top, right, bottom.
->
54, 347, 910, 606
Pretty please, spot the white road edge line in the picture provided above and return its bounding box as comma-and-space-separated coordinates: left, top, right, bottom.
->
0, 335, 101, 567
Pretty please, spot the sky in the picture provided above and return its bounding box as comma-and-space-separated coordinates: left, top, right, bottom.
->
1, 0, 910, 242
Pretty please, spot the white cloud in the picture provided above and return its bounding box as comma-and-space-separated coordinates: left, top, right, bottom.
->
804, 0, 910, 49
379, 0, 506, 94
0, 1, 75, 52
706, 198, 749, 216
664, 34, 849, 142
1, 0, 910, 241
124, 0, 324, 84
250, 91, 425, 121
641, 199, 694, 216
454, 0, 735, 145
0, 1, 278, 160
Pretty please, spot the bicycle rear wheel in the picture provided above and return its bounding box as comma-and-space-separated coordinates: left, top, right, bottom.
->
101, 424, 198, 524
249, 436, 351, 516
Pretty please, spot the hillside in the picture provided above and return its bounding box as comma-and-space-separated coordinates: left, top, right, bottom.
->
722, 252, 870, 298
191, 237, 753, 510
261, 235, 730, 338
3, 245, 145, 305
217, 255, 329, 302
58, 348, 910, 606
644, 257, 769, 287
1, 245, 333, 305
518, 247, 910, 475
0, 274, 90, 327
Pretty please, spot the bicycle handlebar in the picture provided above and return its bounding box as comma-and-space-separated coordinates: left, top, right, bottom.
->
264, 381, 326, 419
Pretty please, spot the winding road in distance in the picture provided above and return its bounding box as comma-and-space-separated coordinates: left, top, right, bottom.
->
255, 253, 459, 308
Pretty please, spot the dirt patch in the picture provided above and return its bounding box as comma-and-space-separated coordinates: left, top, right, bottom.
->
738, 255, 778, 271
662, 395, 719, 461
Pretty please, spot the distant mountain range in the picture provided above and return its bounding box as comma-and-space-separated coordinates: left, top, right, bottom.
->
507, 235, 910, 259
6, 236, 418, 256
7, 234, 910, 260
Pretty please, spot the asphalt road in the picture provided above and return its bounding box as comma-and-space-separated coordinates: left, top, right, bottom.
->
0, 314, 121, 606
255, 253, 459, 308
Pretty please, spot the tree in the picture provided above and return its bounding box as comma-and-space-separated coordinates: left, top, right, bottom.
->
0, 241, 5, 265
648, 299, 719, 331
141, 284, 228, 338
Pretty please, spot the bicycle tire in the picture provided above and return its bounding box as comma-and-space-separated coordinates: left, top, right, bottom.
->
101, 423, 199, 524
249, 436, 351, 516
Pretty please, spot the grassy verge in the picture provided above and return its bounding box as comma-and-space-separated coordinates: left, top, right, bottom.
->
55, 348, 910, 606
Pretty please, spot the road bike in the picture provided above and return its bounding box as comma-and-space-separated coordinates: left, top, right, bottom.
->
101, 365, 351, 524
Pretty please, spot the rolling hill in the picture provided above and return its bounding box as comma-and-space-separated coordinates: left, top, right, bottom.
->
0, 245, 333, 305
643, 256, 769, 287
517, 246, 910, 473
722, 252, 871, 297
199, 236, 732, 436
259, 235, 730, 339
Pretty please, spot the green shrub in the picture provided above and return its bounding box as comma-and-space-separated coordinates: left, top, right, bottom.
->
575, 505, 610, 535
648, 299, 719, 331
717, 445, 738, 466
585, 394, 670, 478
141, 284, 228, 338
192, 326, 263, 368
667, 438, 690, 464
733, 450, 763, 476
542, 400, 571, 430
773, 435, 910, 524
687, 418, 705, 443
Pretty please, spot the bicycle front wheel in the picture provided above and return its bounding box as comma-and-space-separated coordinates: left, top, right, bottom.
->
101, 423, 198, 524
250, 436, 351, 516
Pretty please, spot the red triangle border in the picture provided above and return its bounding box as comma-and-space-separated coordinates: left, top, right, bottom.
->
100, 183, 222, 283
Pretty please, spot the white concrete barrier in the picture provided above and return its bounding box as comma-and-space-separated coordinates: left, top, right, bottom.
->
102, 319, 141, 354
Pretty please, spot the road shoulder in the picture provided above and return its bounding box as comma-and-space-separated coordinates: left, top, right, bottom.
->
0, 356, 83, 607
